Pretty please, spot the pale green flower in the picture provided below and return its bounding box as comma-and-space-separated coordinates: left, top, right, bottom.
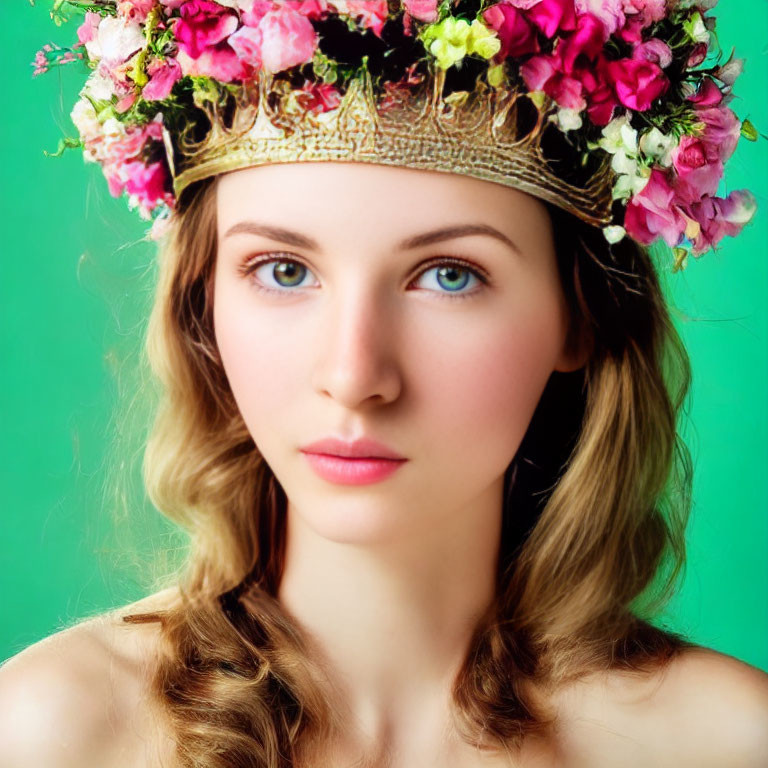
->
466, 19, 501, 61
422, 17, 500, 70
603, 225, 626, 245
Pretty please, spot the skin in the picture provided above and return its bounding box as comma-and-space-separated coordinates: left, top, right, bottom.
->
212, 161, 587, 765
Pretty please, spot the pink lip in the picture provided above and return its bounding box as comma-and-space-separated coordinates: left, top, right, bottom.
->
299, 437, 407, 485
302, 453, 406, 485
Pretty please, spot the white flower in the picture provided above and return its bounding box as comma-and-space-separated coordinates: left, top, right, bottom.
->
85, 16, 145, 65
82, 69, 116, 101
599, 113, 638, 156
549, 107, 583, 132
638, 127, 677, 167
715, 57, 744, 87
686, 12, 710, 45
71, 97, 100, 139
603, 225, 626, 244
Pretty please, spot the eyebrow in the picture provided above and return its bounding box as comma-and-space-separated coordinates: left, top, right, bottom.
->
222, 221, 522, 257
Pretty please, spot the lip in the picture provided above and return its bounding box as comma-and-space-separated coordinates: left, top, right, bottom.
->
299, 437, 406, 460
301, 453, 406, 485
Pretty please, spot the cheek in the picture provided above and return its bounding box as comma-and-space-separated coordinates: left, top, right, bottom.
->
410, 300, 564, 468
213, 282, 308, 441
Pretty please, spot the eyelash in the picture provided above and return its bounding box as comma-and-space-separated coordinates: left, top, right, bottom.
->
236, 252, 490, 301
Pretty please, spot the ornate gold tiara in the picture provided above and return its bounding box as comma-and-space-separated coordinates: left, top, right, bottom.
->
170, 66, 615, 228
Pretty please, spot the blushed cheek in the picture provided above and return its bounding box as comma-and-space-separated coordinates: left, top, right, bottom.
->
416, 309, 563, 468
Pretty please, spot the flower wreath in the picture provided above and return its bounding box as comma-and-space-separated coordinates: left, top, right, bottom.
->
35, 0, 760, 268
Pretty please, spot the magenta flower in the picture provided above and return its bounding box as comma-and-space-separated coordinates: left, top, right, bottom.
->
558, 13, 604, 72
687, 77, 723, 107
175, 0, 239, 59
524, 0, 577, 37
123, 160, 170, 209
684, 189, 758, 255
624, 168, 687, 247
482, 3, 540, 59
671, 134, 723, 204
606, 57, 668, 111
143, 57, 183, 101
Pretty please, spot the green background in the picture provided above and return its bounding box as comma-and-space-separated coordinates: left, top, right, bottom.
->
2, 3, 767, 670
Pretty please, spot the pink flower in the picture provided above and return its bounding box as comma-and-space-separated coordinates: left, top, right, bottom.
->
606, 57, 668, 111
632, 38, 672, 69
117, 0, 156, 23
521, 54, 586, 110
77, 12, 101, 45
175, 0, 239, 59
575, 0, 624, 38
621, 0, 665, 27
670, 134, 723, 204
402, 0, 438, 23
525, 0, 577, 37
686, 77, 723, 106
624, 168, 687, 247
696, 104, 742, 162
177, 43, 247, 81
123, 160, 170, 209
295, 80, 343, 113
482, 3, 540, 59
338, 1, 390, 38
687, 42, 708, 68
230, 6, 318, 73
684, 189, 757, 255
143, 57, 183, 100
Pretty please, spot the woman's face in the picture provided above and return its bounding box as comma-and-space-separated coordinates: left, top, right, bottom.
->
213, 162, 584, 545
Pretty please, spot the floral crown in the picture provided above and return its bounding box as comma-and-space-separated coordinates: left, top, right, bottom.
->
37, 0, 759, 268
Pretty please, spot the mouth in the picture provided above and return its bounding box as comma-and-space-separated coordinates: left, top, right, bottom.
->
300, 452, 407, 486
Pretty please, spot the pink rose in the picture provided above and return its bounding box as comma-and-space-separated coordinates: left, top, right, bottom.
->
143, 57, 183, 100
175, 0, 239, 59
606, 57, 668, 111
575, 0, 624, 38
686, 42, 708, 68
687, 77, 723, 106
580, 58, 619, 125
624, 168, 687, 247
482, 3, 540, 59
402, 0, 438, 23
230, 6, 318, 73
696, 105, 742, 162
671, 134, 723, 203
295, 80, 343, 113
341, 1, 390, 38
632, 38, 672, 69
684, 189, 757, 255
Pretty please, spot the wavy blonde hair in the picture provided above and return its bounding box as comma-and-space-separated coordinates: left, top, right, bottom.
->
122, 175, 695, 767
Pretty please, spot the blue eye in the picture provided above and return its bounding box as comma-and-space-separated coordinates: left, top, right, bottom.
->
239, 254, 488, 300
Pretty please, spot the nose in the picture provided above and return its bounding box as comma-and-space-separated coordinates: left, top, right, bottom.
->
311, 284, 402, 409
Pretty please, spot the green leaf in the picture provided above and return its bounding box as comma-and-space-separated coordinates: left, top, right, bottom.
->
44, 136, 83, 158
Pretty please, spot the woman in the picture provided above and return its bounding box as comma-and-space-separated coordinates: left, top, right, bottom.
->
2, 1, 767, 766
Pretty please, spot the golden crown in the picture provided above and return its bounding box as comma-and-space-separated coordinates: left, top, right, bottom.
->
170, 65, 615, 227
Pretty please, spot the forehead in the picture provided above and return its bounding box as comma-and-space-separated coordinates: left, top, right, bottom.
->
215, 162, 551, 249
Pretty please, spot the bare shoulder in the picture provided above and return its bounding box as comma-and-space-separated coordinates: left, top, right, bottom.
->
554, 645, 768, 768
0, 587, 181, 768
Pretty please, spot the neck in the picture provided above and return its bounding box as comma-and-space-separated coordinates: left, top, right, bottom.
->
276, 477, 504, 760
